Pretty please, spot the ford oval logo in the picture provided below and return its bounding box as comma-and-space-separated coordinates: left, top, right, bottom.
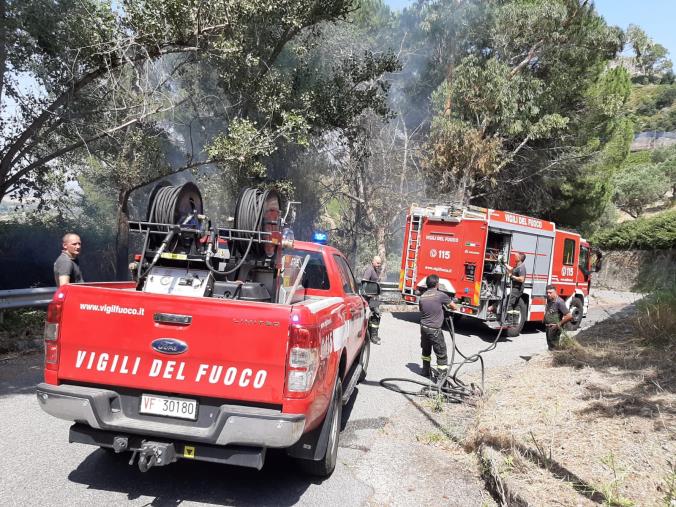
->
151, 338, 188, 355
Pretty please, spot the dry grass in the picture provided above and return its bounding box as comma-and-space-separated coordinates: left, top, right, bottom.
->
464, 309, 675, 507
634, 287, 676, 350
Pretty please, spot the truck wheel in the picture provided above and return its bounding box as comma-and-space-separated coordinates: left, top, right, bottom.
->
505, 298, 527, 337
358, 339, 370, 382
298, 379, 342, 478
565, 298, 584, 331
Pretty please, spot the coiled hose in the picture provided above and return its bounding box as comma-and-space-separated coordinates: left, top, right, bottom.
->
147, 182, 201, 225
379, 316, 504, 403
139, 183, 202, 280
204, 187, 281, 276
233, 187, 280, 257
148, 186, 182, 224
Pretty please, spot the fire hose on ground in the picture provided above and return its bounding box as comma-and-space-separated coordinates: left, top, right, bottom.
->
379, 315, 504, 403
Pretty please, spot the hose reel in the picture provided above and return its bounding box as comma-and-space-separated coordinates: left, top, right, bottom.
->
147, 182, 203, 225
233, 187, 282, 257
145, 182, 203, 252
134, 183, 284, 281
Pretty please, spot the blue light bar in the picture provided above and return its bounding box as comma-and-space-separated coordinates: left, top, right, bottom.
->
312, 231, 328, 244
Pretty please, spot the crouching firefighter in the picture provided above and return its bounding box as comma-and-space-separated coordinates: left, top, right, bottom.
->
362, 255, 383, 345
419, 274, 458, 377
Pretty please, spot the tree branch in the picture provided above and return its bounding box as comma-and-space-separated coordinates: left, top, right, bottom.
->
0, 41, 229, 193
4, 100, 184, 193
509, 39, 544, 79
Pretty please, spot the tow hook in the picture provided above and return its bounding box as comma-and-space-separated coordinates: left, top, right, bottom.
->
133, 441, 177, 472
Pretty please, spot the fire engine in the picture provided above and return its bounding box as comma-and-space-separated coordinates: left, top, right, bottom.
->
399, 203, 598, 336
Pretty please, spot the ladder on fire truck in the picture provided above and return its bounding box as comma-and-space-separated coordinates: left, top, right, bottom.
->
401, 213, 423, 298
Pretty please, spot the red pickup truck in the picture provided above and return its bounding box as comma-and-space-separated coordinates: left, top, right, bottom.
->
36, 239, 374, 477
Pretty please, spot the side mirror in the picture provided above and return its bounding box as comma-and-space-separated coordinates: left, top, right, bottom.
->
359, 280, 381, 297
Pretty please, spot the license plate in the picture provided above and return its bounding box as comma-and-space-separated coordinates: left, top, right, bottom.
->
140, 394, 198, 421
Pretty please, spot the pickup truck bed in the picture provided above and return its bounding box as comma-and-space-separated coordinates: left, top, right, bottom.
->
37, 241, 372, 476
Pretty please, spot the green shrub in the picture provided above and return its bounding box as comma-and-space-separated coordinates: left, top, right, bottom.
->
591, 210, 676, 250
0, 309, 45, 354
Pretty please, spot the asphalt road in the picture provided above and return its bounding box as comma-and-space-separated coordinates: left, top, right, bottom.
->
0, 289, 639, 506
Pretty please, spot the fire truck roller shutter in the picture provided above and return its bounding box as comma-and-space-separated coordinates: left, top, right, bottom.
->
510, 232, 552, 297
532, 236, 554, 296
509, 232, 537, 285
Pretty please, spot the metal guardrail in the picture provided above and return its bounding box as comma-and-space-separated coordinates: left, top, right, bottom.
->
0, 282, 400, 311
378, 282, 402, 303
0, 287, 57, 310
379, 282, 399, 292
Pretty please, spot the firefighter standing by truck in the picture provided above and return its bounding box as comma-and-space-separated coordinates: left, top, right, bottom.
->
504, 253, 527, 313
419, 274, 458, 377
362, 255, 383, 345
544, 284, 573, 350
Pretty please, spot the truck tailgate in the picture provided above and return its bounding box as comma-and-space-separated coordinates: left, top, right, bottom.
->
56, 286, 291, 405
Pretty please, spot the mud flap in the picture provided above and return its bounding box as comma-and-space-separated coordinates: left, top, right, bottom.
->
285, 381, 340, 461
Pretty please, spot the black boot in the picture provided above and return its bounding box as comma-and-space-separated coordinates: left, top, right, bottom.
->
370, 330, 381, 345
421, 360, 431, 378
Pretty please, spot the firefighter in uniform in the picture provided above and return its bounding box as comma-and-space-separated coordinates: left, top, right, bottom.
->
362, 256, 383, 345
544, 284, 573, 350
505, 253, 527, 312
419, 274, 458, 377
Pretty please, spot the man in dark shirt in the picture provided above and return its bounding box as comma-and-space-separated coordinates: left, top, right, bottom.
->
418, 274, 457, 377
362, 256, 383, 344
54, 233, 84, 286
544, 284, 573, 350
505, 253, 527, 314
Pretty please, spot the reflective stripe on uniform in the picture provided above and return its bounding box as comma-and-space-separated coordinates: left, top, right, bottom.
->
421, 355, 431, 361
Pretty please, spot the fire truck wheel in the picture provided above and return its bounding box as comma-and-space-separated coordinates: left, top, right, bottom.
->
565, 298, 584, 331
505, 298, 527, 337
298, 379, 342, 477
358, 338, 370, 382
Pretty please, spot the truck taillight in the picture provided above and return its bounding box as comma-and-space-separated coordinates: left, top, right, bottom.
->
285, 326, 320, 398
44, 297, 64, 368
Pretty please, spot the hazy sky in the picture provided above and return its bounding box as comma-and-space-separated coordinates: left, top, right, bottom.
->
384, 0, 676, 61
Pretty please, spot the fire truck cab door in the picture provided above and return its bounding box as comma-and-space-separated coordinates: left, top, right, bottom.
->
552, 232, 579, 295
577, 244, 591, 287
332, 254, 364, 366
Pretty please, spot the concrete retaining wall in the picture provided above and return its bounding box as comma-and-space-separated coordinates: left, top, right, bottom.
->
593, 249, 676, 292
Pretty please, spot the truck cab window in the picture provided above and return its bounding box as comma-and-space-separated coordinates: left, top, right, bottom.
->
282, 250, 330, 290
579, 246, 590, 272
333, 255, 358, 295
563, 238, 576, 266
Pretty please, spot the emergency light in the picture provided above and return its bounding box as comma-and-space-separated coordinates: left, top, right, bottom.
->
312, 231, 328, 244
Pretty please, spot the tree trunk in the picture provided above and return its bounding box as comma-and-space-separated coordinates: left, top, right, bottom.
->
0, 0, 7, 103
115, 190, 131, 281
455, 171, 473, 206
375, 225, 387, 280
348, 195, 361, 266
